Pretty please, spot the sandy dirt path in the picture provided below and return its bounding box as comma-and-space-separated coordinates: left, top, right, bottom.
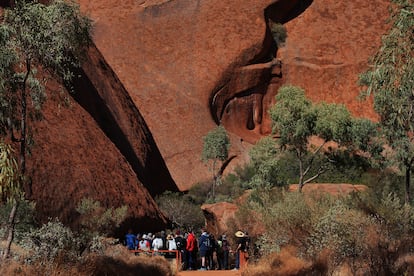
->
178, 270, 242, 276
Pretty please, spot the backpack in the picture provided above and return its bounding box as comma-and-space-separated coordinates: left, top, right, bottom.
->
175, 236, 186, 250
203, 236, 211, 248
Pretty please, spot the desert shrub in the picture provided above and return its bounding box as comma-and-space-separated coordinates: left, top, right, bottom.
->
0, 199, 37, 242
249, 189, 323, 255
81, 252, 174, 276
21, 218, 80, 264
76, 198, 127, 236
313, 150, 372, 184
308, 201, 374, 274
186, 181, 211, 205
269, 21, 287, 47
155, 191, 205, 230
75, 198, 127, 249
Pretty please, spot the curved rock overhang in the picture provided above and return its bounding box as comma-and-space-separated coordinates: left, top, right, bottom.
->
210, 0, 313, 143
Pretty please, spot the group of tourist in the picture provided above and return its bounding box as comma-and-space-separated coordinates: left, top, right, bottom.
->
124, 228, 250, 271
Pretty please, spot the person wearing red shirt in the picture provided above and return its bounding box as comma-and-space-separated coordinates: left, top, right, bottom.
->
186, 229, 197, 270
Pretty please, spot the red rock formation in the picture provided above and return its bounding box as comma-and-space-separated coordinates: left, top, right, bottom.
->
201, 202, 239, 236
28, 96, 167, 233
77, 0, 390, 192
1, 0, 392, 233
1, 1, 174, 235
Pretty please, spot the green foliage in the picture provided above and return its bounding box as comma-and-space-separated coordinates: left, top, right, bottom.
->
248, 137, 287, 189
0, 199, 36, 241
269, 85, 377, 190
0, 0, 92, 182
155, 191, 205, 230
222, 164, 256, 191
201, 125, 231, 200
187, 181, 212, 205
359, 0, 414, 201
0, 142, 22, 202
269, 21, 287, 47
5, 0, 92, 82
314, 102, 352, 142
248, 189, 333, 255
21, 218, 80, 264
249, 186, 414, 274
201, 125, 230, 163
270, 85, 315, 150
76, 198, 127, 239
308, 202, 373, 271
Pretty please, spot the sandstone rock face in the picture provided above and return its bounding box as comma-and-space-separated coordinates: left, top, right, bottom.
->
1, 2, 175, 234
201, 202, 239, 236
1, 0, 391, 232
27, 45, 175, 233
219, 0, 389, 142
29, 87, 167, 233
78, 0, 390, 192
77, 0, 301, 190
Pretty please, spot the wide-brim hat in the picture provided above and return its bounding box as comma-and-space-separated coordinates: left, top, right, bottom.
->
235, 231, 245, 238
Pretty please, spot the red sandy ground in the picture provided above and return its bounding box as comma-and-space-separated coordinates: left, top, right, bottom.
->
178, 270, 242, 276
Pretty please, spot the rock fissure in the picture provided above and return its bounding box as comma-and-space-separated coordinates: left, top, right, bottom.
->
210, 0, 313, 143
70, 45, 179, 197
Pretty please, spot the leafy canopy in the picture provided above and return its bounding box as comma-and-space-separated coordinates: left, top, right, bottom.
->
201, 125, 230, 163
0, 0, 92, 135
269, 85, 378, 190
359, 0, 413, 202
359, 0, 414, 166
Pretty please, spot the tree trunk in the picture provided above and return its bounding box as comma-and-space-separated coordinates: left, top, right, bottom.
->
298, 152, 304, 193
405, 164, 411, 204
2, 201, 18, 259
20, 58, 30, 197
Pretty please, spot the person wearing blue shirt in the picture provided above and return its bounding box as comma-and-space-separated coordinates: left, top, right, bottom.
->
125, 229, 137, 250
198, 230, 210, 270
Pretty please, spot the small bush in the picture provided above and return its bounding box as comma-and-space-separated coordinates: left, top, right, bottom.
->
21, 218, 80, 264
269, 21, 287, 47
0, 199, 37, 242
76, 198, 127, 236
155, 191, 205, 230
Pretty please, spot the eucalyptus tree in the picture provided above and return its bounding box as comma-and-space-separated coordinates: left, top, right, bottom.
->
0, 142, 23, 259
201, 125, 230, 200
0, 0, 91, 258
269, 85, 378, 192
359, 0, 414, 203
0, 0, 91, 196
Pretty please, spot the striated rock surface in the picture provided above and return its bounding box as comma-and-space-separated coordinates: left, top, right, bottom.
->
201, 202, 239, 236
26, 45, 174, 233
1, 0, 391, 232
219, 0, 389, 142
78, 0, 390, 191
77, 0, 308, 190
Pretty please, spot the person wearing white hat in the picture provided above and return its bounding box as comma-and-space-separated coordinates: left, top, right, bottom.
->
234, 230, 246, 270
138, 234, 150, 251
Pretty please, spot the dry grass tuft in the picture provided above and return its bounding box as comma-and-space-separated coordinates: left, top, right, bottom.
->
242, 246, 327, 276
0, 243, 174, 276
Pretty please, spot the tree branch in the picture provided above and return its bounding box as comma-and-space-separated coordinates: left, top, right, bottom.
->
303, 141, 326, 177
303, 166, 326, 185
